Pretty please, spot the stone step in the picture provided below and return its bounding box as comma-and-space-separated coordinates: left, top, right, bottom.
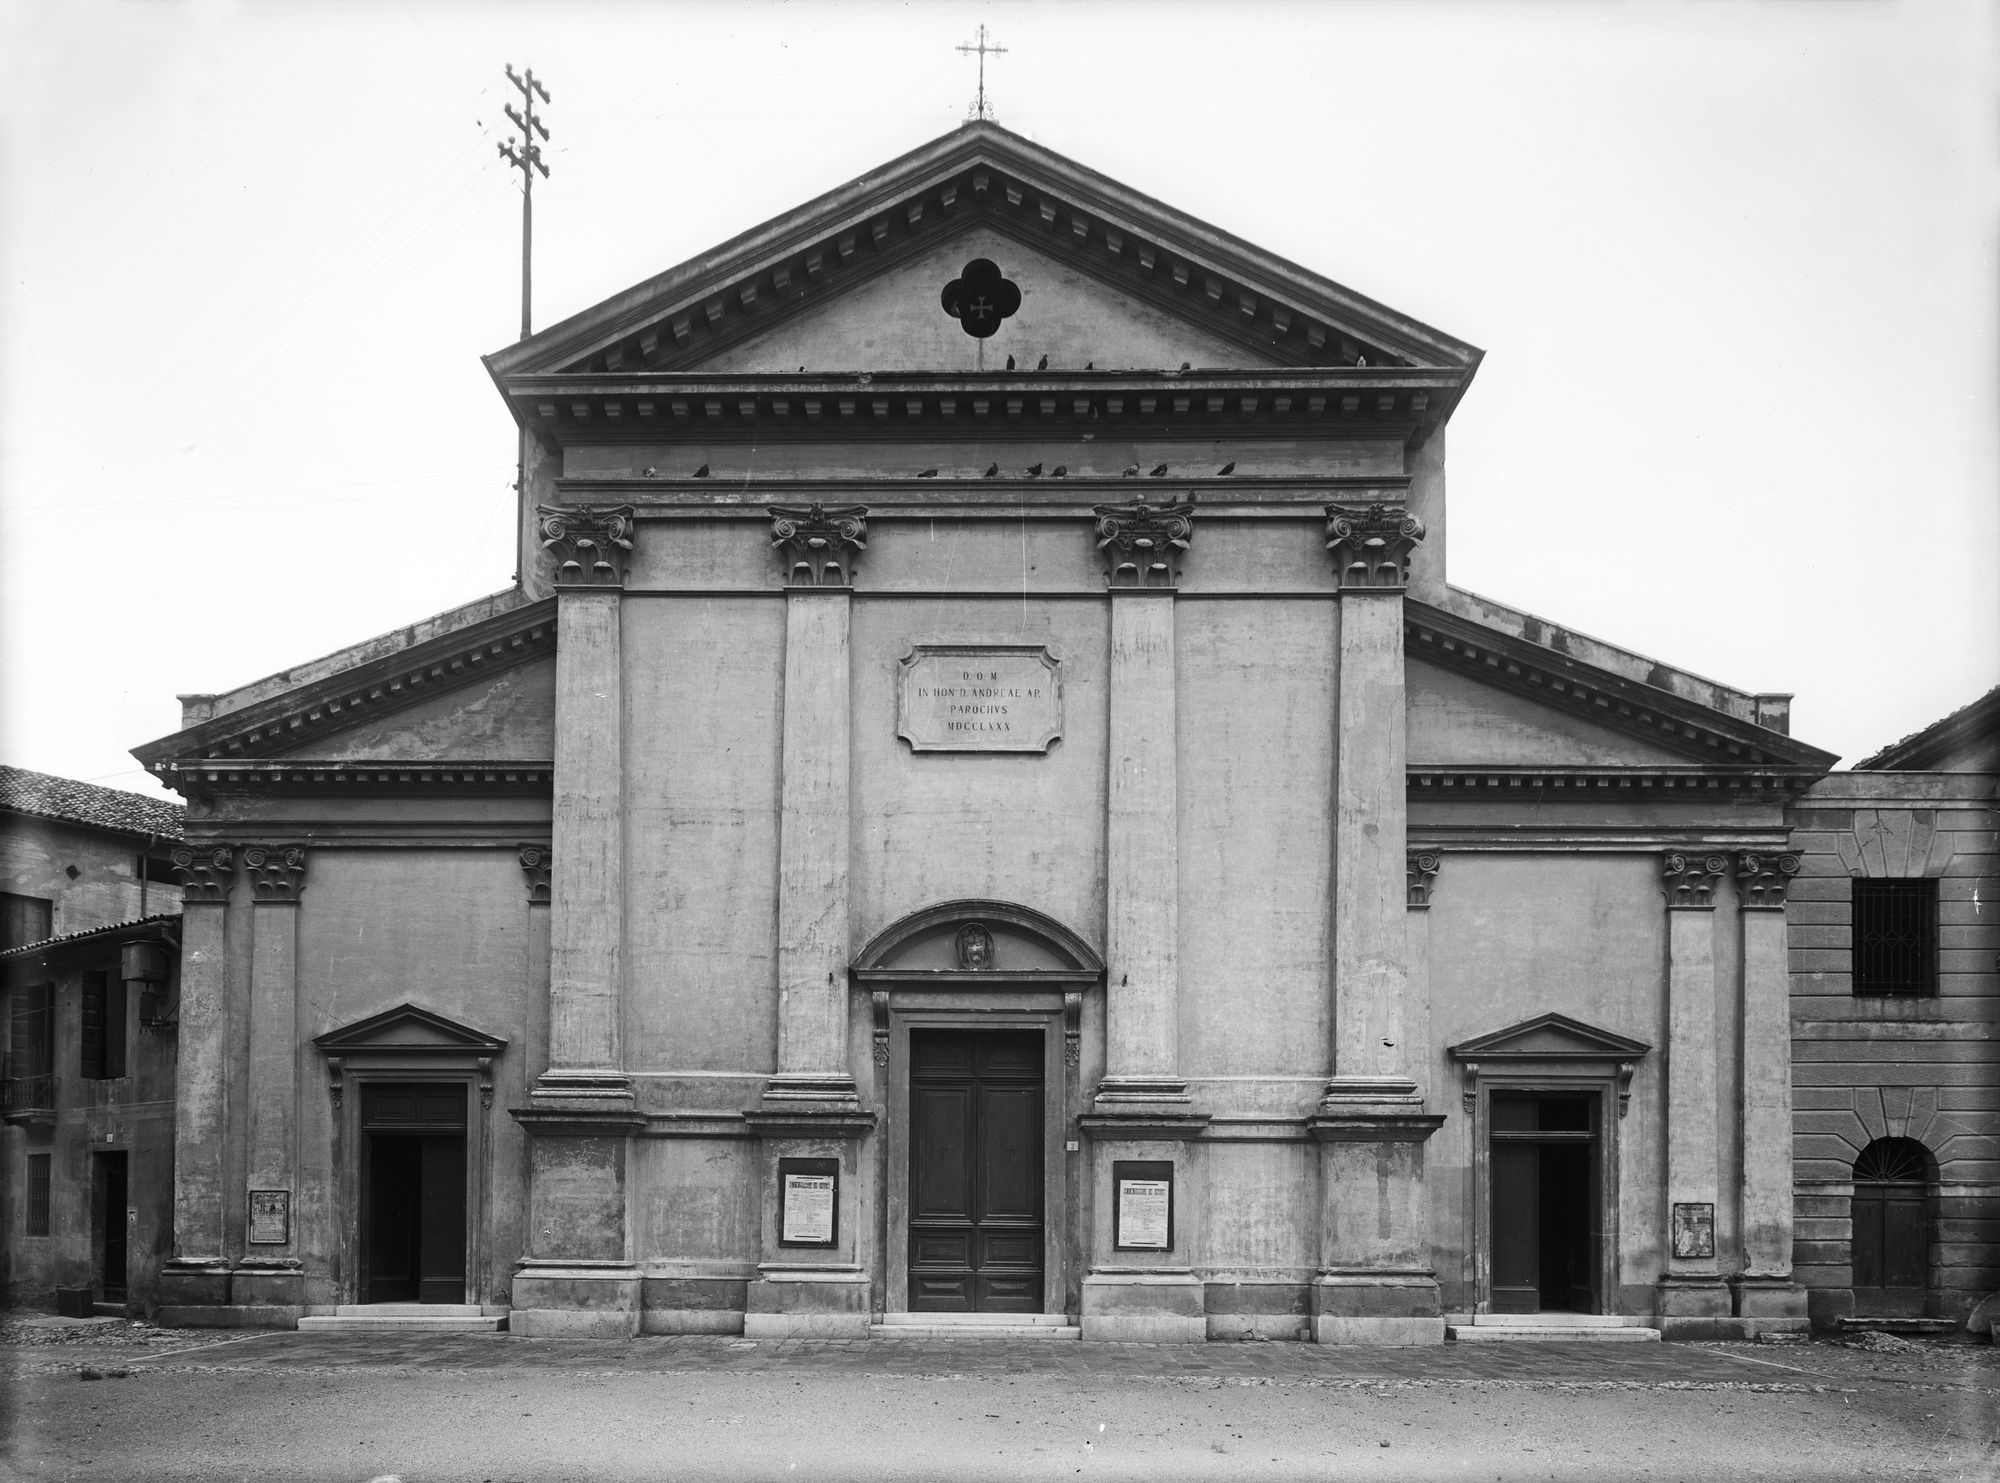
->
333, 1303, 486, 1318
300, 1314, 506, 1333
1837, 1317, 1956, 1335
1468, 1312, 1635, 1328
876, 1312, 1072, 1328
869, 1323, 1080, 1341
1449, 1324, 1659, 1343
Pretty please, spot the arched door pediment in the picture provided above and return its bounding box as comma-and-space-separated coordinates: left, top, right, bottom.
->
853, 899, 1103, 980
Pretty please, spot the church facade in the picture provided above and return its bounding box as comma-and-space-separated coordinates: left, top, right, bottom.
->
136, 123, 1847, 1340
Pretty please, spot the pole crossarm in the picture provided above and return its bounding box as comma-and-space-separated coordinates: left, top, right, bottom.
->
497, 64, 553, 339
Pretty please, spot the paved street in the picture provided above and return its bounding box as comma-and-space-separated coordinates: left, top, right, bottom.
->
3, 1324, 1995, 1482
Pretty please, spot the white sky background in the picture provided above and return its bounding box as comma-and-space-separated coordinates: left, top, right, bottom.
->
2, 0, 1995, 798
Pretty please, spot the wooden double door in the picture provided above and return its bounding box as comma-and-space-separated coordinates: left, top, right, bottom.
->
360, 1083, 467, 1304
908, 1029, 1044, 1312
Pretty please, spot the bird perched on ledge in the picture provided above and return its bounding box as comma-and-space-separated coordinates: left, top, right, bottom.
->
1216, 461, 1235, 476
918, 468, 939, 478
692, 463, 710, 478
983, 462, 1000, 478
1024, 462, 1043, 477
1051, 464, 1067, 478
1036, 354, 1049, 371
1005, 354, 1016, 370
1122, 463, 1139, 477
1149, 463, 1169, 477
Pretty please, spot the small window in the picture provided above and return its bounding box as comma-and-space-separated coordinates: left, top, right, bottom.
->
1853, 879, 1938, 996
26, 1153, 51, 1236
80, 972, 126, 1080
1, 893, 52, 951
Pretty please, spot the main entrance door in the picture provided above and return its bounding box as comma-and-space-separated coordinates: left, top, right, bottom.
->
908, 1029, 1044, 1312
360, 1083, 467, 1304
1490, 1092, 1600, 1313
95, 1151, 128, 1303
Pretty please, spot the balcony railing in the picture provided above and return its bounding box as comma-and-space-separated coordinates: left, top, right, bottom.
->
1, 1073, 56, 1124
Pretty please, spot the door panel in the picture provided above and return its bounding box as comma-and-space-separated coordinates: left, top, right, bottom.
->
1491, 1142, 1540, 1313
909, 1029, 1044, 1313
366, 1136, 422, 1301
1854, 1182, 1929, 1315
417, 1135, 467, 1304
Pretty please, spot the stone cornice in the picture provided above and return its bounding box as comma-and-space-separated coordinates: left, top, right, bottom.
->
1408, 766, 1827, 800
1405, 600, 1839, 772
133, 599, 557, 774
485, 123, 1480, 385
500, 369, 1463, 448
154, 761, 554, 800
558, 473, 1410, 516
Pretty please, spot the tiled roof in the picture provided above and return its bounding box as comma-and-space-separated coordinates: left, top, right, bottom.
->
0, 765, 184, 840
1855, 686, 2000, 772
0, 912, 181, 962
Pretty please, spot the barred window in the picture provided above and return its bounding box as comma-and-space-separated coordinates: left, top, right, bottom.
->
26, 1153, 51, 1236
1852, 879, 1937, 997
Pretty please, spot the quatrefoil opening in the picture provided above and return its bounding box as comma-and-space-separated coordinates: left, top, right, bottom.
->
939, 258, 1021, 339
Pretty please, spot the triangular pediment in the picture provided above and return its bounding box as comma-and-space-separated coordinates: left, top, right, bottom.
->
133, 596, 557, 787
487, 123, 1481, 386
313, 1002, 507, 1056
1449, 1013, 1650, 1064
1409, 658, 1696, 768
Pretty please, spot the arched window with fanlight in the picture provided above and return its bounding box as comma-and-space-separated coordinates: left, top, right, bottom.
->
1851, 1137, 1933, 1316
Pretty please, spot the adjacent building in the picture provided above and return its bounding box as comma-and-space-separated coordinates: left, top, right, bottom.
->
1, 765, 183, 1310
1789, 688, 1999, 1330
132, 122, 1954, 1342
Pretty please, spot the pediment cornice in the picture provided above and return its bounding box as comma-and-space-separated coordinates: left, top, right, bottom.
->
498, 367, 1467, 449
1449, 1012, 1651, 1064
312, 1001, 508, 1057
1405, 600, 1837, 774
133, 599, 557, 777
484, 123, 1481, 397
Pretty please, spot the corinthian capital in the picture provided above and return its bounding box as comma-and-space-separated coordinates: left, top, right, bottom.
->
770, 503, 867, 587
1735, 851, 1800, 910
242, 844, 308, 903
1325, 503, 1424, 590
171, 844, 236, 903
1661, 851, 1730, 909
539, 505, 635, 587
1093, 501, 1193, 588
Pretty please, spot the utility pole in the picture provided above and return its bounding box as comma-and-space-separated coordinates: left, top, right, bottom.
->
498, 64, 551, 341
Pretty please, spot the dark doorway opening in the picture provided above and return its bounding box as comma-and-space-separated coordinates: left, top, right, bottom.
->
908, 1028, 1044, 1313
93, 1151, 128, 1303
1490, 1092, 1600, 1314
360, 1083, 467, 1304
1852, 1137, 1931, 1317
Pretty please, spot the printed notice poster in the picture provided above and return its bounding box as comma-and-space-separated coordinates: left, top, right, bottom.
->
781, 1172, 836, 1245
1117, 1178, 1171, 1250
247, 1189, 290, 1245
1671, 1201, 1716, 1260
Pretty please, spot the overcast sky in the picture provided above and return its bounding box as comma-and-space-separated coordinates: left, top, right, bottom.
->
2, 0, 1994, 798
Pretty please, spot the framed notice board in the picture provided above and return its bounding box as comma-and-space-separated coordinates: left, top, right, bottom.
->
1112, 1160, 1175, 1252
778, 1157, 839, 1248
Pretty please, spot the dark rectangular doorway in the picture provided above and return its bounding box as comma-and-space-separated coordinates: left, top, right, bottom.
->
1490, 1092, 1600, 1314
909, 1029, 1044, 1312
360, 1083, 467, 1304
94, 1151, 128, 1302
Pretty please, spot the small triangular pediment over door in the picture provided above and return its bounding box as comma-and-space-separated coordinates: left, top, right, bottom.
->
313, 1002, 508, 1056
1447, 1013, 1651, 1117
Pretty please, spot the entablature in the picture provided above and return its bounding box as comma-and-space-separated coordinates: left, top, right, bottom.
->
500, 369, 1464, 449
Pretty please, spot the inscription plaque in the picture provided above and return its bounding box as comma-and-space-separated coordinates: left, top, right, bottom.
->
247, 1189, 290, 1245
1113, 1159, 1175, 1251
898, 644, 1062, 753
778, 1157, 839, 1247
1671, 1201, 1716, 1260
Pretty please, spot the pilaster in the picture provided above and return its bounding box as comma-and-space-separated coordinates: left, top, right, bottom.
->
158, 844, 235, 1317
238, 845, 306, 1313
1658, 850, 1733, 1332
535, 504, 633, 1108
1093, 502, 1193, 1113
511, 507, 639, 1338
766, 504, 865, 1107
1310, 506, 1443, 1342
1733, 850, 1809, 1332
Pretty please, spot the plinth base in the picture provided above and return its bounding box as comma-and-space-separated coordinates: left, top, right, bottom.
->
1080, 1270, 1206, 1343
1310, 1271, 1445, 1346
743, 1265, 870, 1338
510, 1261, 642, 1338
